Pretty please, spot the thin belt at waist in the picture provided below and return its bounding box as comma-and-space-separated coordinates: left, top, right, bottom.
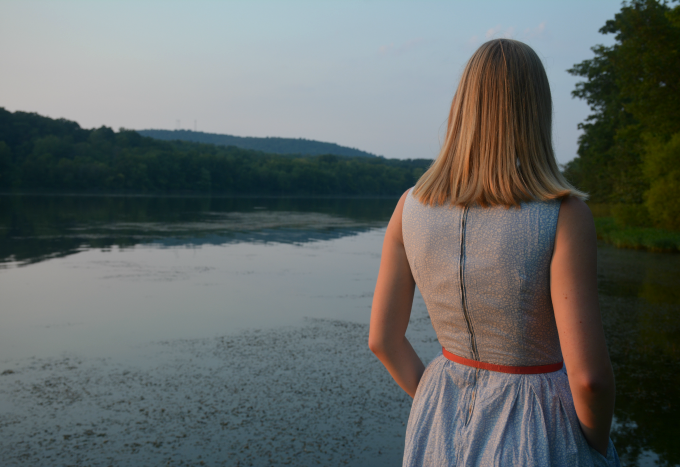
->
442, 348, 563, 374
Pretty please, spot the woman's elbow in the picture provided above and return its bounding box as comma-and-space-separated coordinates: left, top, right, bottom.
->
368, 334, 386, 356
571, 369, 615, 396
368, 331, 398, 358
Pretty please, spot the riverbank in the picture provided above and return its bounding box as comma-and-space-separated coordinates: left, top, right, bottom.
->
594, 218, 680, 252
588, 203, 680, 253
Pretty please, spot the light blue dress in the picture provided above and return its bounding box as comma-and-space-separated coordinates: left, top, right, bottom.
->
401, 190, 620, 466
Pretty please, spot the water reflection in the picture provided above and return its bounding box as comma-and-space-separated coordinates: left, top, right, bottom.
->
0, 194, 395, 364
0, 194, 396, 267
597, 244, 680, 466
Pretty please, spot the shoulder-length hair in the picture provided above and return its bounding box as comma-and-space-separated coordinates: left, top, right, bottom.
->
413, 39, 586, 207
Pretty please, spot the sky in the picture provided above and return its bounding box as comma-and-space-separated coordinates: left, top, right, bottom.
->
0, 1, 624, 163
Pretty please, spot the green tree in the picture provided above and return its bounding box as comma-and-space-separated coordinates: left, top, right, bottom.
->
644, 133, 680, 230
566, 0, 680, 218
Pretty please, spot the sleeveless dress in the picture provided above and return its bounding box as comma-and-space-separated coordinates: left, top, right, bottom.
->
401, 189, 620, 467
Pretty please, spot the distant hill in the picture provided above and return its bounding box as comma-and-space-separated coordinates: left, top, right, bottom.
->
136, 129, 378, 158
0, 108, 430, 195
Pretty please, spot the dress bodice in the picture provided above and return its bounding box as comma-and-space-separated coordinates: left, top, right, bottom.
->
402, 189, 563, 367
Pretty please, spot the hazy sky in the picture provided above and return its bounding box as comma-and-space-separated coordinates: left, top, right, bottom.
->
1, 1, 623, 163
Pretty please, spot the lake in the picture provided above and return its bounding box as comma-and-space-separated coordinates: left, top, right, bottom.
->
1, 194, 678, 466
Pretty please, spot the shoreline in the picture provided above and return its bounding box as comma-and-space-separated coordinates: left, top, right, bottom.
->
594, 217, 680, 253
0, 191, 404, 200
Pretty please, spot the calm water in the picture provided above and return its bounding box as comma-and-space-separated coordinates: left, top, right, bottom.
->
0, 195, 395, 360
1, 194, 679, 466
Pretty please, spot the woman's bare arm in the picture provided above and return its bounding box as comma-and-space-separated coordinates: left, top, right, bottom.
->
369, 190, 424, 398
551, 196, 615, 456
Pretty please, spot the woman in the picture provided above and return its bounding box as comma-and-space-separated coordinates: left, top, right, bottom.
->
369, 39, 620, 466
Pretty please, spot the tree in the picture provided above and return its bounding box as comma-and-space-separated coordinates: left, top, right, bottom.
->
566, 0, 680, 224
0, 108, 431, 196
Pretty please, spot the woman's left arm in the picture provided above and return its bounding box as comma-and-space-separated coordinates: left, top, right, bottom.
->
369, 190, 424, 398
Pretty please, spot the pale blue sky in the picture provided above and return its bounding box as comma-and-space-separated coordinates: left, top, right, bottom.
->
0, 1, 623, 163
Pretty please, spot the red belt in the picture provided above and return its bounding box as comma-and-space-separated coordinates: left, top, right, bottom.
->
442, 348, 563, 374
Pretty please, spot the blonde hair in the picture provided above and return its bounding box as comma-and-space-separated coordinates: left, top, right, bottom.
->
414, 39, 586, 207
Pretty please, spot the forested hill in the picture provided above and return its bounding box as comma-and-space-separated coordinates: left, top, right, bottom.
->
0, 108, 430, 195
137, 129, 377, 158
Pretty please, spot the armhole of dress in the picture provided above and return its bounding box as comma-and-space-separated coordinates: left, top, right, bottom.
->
550, 198, 565, 260
402, 187, 417, 283
401, 187, 415, 237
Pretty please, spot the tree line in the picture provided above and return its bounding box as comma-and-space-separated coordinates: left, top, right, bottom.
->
137, 129, 377, 158
565, 0, 680, 230
7, 0, 677, 217
0, 108, 429, 196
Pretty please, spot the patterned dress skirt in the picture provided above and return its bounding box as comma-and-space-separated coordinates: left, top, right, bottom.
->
403, 354, 620, 466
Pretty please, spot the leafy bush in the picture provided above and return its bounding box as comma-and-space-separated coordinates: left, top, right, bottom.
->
644, 132, 680, 231
611, 203, 651, 228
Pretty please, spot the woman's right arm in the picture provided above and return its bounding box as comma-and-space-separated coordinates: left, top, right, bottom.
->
369, 190, 424, 398
551, 196, 615, 456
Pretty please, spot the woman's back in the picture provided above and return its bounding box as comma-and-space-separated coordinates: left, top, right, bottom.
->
399, 191, 619, 466
368, 38, 618, 466
402, 190, 562, 367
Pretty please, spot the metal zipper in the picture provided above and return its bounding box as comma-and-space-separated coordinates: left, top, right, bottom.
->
459, 206, 479, 361
459, 205, 480, 426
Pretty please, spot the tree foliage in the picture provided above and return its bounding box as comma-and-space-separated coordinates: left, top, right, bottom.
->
0, 108, 430, 196
137, 130, 378, 158
566, 0, 680, 229
644, 133, 680, 230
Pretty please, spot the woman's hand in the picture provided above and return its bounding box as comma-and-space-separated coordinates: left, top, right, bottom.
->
551, 196, 616, 456
369, 190, 424, 398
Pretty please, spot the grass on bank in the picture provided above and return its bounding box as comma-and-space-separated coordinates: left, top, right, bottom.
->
588, 203, 680, 253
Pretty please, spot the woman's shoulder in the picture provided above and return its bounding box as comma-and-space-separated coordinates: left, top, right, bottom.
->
396, 187, 416, 214
554, 196, 597, 249
386, 188, 414, 245
557, 196, 594, 227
